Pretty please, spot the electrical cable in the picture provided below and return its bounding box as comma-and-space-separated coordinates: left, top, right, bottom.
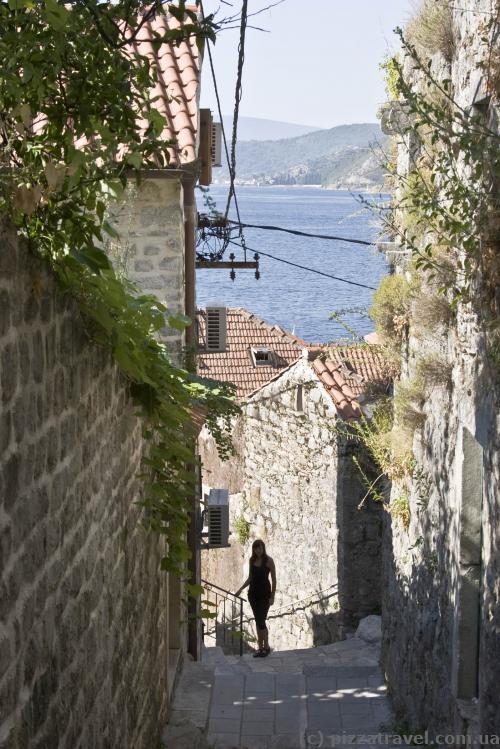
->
200, 3, 376, 274
227, 219, 374, 246
227, 239, 377, 290
200, 1, 243, 231
225, 0, 248, 223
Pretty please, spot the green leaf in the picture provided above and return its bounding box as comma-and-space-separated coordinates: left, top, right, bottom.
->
168, 313, 192, 331
43, 0, 70, 30
126, 151, 143, 169
187, 583, 205, 597
147, 108, 167, 134
102, 220, 120, 239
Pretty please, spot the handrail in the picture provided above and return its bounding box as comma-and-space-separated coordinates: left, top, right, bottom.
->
201, 578, 245, 656
269, 583, 338, 618
201, 578, 245, 603
200, 580, 339, 655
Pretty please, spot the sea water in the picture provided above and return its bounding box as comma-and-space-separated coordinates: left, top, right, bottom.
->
196, 185, 389, 343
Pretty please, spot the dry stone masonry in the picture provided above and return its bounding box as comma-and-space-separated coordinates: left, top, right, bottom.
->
379, 0, 500, 738
0, 223, 171, 749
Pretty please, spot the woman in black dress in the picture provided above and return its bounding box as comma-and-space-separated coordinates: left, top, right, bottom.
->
235, 540, 276, 657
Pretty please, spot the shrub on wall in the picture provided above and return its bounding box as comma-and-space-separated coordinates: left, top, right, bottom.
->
370, 273, 414, 371
233, 515, 250, 546
350, 399, 415, 485
370, 274, 412, 341
394, 377, 426, 431
415, 353, 453, 390
406, 0, 455, 62
390, 493, 411, 529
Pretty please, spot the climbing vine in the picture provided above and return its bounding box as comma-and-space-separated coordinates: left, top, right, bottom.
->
0, 1, 240, 578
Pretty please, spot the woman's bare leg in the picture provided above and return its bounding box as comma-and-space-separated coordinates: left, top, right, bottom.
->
256, 624, 263, 650
262, 627, 269, 650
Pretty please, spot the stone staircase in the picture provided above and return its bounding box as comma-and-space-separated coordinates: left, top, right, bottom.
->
162, 616, 394, 749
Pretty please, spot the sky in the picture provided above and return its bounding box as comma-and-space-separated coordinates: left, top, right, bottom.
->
200, 0, 415, 129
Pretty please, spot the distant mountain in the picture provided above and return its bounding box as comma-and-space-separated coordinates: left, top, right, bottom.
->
222, 116, 321, 142
214, 123, 389, 190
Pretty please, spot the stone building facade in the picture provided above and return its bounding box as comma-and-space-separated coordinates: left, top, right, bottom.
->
0, 225, 184, 749
378, 0, 500, 737
199, 311, 387, 651
107, 174, 187, 356
0, 8, 218, 745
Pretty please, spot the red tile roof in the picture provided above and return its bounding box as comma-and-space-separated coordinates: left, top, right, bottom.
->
127, 8, 201, 166
197, 308, 305, 399
310, 345, 389, 420
31, 9, 202, 167
196, 307, 389, 418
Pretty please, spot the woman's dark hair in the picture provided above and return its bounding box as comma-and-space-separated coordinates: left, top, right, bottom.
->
250, 539, 267, 564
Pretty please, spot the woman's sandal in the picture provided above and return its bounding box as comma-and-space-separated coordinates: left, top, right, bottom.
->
261, 647, 271, 657
252, 649, 264, 658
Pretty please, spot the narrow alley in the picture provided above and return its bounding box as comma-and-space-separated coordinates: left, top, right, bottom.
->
164, 617, 393, 749
1, 1, 499, 748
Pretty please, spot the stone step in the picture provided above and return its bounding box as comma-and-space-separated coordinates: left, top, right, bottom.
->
201, 645, 227, 664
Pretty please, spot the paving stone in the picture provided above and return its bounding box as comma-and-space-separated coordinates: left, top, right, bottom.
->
241, 695, 276, 709
241, 721, 275, 736
340, 712, 382, 732
242, 708, 276, 722
207, 733, 241, 749
370, 702, 393, 725
307, 702, 341, 719
274, 698, 304, 715
245, 673, 275, 693
268, 736, 303, 749
208, 718, 242, 734
274, 717, 300, 734
307, 677, 341, 694
210, 704, 243, 720
240, 738, 270, 749
338, 701, 373, 717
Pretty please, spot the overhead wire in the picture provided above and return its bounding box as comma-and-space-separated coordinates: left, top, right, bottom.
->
227, 240, 377, 290
227, 219, 374, 246
225, 0, 248, 225
200, 0, 243, 231
199, 1, 378, 288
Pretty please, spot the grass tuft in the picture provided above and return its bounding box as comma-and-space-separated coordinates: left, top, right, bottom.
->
406, 0, 455, 62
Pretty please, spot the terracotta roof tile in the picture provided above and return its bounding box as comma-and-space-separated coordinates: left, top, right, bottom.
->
30, 8, 201, 170
197, 308, 305, 400
196, 309, 390, 419
310, 344, 389, 420
125, 8, 201, 167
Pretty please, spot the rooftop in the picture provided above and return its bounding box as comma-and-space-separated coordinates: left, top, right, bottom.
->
197, 308, 305, 399
310, 346, 389, 420
128, 8, 201, 166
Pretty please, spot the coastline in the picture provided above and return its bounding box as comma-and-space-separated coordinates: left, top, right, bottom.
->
212, 181, 387, 193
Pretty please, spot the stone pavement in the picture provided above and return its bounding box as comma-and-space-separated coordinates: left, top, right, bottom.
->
162, 617, 394, 749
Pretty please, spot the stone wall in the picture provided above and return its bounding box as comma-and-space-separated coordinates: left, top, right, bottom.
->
379, 0, 500, 737
0, 223, 177, 749
201, 357, 382, 651
107, 173, 186, 358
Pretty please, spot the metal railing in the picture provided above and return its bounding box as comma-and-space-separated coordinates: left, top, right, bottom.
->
201, 579, 245, 656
